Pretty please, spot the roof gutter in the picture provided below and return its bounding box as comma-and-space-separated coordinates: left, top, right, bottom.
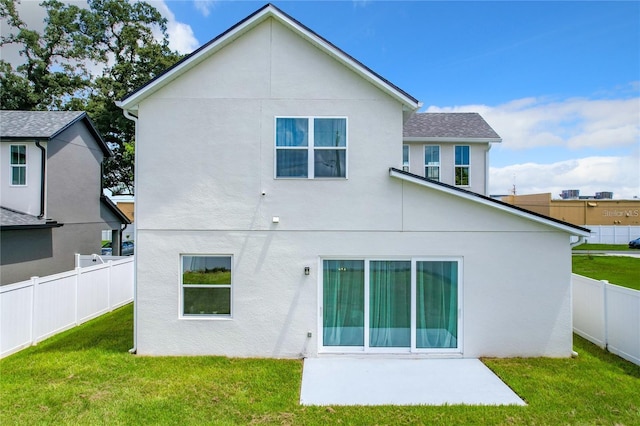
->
35, 140, 46, 219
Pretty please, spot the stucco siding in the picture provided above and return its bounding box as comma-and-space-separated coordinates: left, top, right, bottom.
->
136, 17, 404, 232
135, 224, 572, 358
0, 141, 45, 216
47, 123, 104, 223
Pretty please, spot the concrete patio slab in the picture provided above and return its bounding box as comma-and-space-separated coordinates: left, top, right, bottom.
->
300, 357, 526, 406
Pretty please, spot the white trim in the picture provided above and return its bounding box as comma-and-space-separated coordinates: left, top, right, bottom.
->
274, 116, 348, 179
178, 254, 234, 320
403, 137, 502, 143
424, 145, 440, 182
389, 169, 592, 237
118, 5, 420, 113
9, 144, 27, 186
319, 257, 463, 355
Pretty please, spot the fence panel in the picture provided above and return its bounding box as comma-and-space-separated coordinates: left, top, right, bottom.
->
572, 274, 605, 347
0, 280, 34, 356
77, 265, 111, 324
111, 260, 134, 309
1, 257, 133, 358
586, 225, 640, 244
33, 271, 77, 343
572, 273, 640, 366
606, 285, 640, 365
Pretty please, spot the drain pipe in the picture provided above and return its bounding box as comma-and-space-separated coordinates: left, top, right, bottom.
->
121, 109, 138, 355
35, 141, 47, 219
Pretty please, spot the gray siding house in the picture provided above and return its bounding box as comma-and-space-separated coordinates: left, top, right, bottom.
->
0, 111, 130, 285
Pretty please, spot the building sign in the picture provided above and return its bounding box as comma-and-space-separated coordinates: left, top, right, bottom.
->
603, 209, 639, 217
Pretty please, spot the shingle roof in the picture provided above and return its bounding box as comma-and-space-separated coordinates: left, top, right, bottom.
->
0, 110, 112, 156
0, 206, 62, 230
403, 113, 501, 140
0, 111, 86, 138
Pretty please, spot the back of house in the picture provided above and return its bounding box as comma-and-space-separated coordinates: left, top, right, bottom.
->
119, 4, 589, 358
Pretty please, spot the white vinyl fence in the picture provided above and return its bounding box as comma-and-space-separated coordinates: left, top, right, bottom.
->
0, 257, 134, 358
585, 225, 640, 244
572, 273, 640, 366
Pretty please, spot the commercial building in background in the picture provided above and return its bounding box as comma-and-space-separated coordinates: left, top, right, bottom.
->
501, 191, 640, 226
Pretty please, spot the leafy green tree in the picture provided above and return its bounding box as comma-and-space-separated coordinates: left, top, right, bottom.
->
1, 0, 183, 195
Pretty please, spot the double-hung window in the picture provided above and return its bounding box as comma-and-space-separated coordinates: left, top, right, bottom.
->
10, 145, 27, 186
275, 117, 347, 178
455, 145, 470, 186
424, 146, 440, 181
181, 255, 232, 317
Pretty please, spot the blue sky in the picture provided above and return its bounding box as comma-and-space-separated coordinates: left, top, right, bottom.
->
161, 0, 640, 198
8, 1, 640, 198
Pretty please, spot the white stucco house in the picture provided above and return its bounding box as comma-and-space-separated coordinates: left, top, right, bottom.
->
117, 4, 590, 358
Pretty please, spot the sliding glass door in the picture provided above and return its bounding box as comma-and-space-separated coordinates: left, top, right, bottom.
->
322, 258, 461, 352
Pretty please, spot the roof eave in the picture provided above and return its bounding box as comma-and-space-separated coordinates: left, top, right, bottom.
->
118, 4, 420, 112
403, 137, 502, 143
389, 168, 591, 237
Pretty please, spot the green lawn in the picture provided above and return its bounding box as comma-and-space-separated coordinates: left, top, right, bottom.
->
572, 255, 640, 290
573, 243, 635, 251
1, 304, 639, 425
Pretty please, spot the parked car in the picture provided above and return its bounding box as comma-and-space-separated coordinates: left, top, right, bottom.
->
629, 237, 640, 249
101, 241, 134, 256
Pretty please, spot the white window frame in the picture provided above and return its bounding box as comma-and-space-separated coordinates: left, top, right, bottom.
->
318, 256, 463, 355
424, 145, 440, 181
455, 145, 470, 186
10, 144, 27, 186
179, 254, 233, 320
274, 116, 348, 179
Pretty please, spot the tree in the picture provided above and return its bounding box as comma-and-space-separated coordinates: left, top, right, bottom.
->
0, 0, 95, 110
0, 0, 183, 195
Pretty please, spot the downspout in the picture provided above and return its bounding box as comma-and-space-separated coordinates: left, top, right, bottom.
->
35, 140, 46, 219
121, 109, 139, 355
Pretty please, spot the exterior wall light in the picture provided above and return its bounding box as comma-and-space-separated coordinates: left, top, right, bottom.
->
304, 266, 310, 275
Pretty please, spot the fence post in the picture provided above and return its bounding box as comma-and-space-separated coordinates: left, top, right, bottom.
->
602, 280, 609, 350
75, 266, 81, 326
107, 260, 113, 311
30, 276, 39, 346
74, 253, 80, 268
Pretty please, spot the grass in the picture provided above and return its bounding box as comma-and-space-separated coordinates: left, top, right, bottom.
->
2, 304, 639, 425
572, 255, 640, 290
573, 243, 635, 251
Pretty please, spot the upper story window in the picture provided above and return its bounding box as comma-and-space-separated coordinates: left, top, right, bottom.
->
275, 117, 347, 179
424, 146, 440, 181
402, 145, 410, 171
10, 145, 27, 186
181, 255, 232, 317
455, 145, 470, 186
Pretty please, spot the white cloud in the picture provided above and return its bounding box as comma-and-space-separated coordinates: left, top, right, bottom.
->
490, 155, 640, 199
426, 93, 640, 151
193, 0, 216, 17
153, 1, 199, 54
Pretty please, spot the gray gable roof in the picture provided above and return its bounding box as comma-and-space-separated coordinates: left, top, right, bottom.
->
0, 110, 112, 156
0, 206, 62, 230
403, 113, 501, 140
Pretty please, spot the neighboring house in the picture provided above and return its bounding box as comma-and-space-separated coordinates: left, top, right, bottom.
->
403, 113, 502, 195
0, 111, 130, 285
117, 4, 590, 358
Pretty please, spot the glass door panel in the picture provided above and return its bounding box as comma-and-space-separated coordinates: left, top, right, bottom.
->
369, 261, 411, 348
416, 261, 458, 348
323, 260, 365, 346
